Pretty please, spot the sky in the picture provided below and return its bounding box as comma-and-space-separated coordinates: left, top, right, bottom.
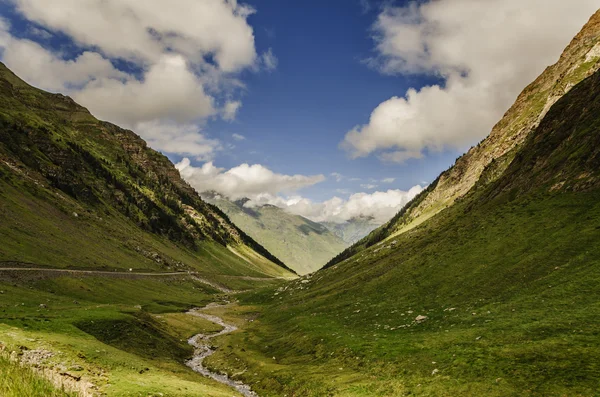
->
0, 0, 598, 224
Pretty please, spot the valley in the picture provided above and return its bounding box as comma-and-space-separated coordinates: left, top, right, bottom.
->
2, 4, 600, 397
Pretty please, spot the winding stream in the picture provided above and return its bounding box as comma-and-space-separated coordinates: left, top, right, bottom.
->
186, 303, 258, 397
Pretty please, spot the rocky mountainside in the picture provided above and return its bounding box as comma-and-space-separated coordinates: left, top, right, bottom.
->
0, 63, 294, 281
203, 193, 346, 275
327, 10, 600, 268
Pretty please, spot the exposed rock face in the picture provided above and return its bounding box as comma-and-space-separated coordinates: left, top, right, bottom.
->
397, 10, 600, 233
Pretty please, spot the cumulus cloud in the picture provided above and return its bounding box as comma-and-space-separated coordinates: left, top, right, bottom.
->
0, 0, 271, 158
0, 27, 128, 91
74, 55, 216, 126
343, 0, 600, 161
176, 158, 325, 200
9, 0, 258, 72
176, 156, 424, 224
246, 186, 424, 224
136, 122, 221, 161
176, 157, 423, 224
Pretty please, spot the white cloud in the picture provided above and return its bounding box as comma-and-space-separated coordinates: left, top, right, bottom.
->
74, 55, 216, 126
0, 0, 272, 159
361, 184, 378, 190
176, 158, 325, 200
246, 186, 424, 224
223, 101, 243, 122
10, 0, 258, 72
378, 149, 424, 164
343, 0, 600, 161
0, 27, 128, 92
135, 122, 221, 161
176, 158, 424, 224
381, 178, 395, 183
261, 48, 278, 71
232, 133, 246, 141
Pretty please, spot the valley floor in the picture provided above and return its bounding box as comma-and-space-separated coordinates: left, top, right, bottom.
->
0, 270, 283, 397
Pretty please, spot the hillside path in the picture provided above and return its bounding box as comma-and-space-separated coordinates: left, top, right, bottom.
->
0, 267, 187, 276
0, 266, 235, 293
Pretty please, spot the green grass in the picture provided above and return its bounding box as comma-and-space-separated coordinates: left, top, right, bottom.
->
199, 70, 600, 396
0, 354, 75, 397
206, 191, 600, 397
325, 24, 600, 273
0, 61, 293, 283
0, 273, 283, 396
0, 173, 291, 289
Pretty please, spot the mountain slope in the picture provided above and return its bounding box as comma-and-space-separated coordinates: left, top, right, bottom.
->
0, 63, 295, 397
0, 62, 294, 284
205, 22, 600, 397
203, 194, 347, 275
327, 10, 600, 268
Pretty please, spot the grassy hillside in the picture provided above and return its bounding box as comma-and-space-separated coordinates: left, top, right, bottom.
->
205, 195, 347, 275
0, 354, 74, 397
0, 271, 272, 396
201, 54, 600, 396
0, 62, 294, 281
326, 10, 600, 269
0, 62, 294, 395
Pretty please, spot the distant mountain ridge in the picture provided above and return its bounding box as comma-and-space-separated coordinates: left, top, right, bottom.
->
202, 192, 347, 275
321, 216, 379, 245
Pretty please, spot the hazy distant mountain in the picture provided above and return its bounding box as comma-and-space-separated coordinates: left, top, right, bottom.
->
321, 216, 379, 245
203, 193, 347, 275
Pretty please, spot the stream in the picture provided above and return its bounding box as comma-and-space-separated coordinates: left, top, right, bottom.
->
186, 303, 258, 397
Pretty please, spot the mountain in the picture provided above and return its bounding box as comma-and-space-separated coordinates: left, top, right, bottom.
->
0, 62, 295, 283
0, 62, 300, 397
321, 216, 379, 245
326, 11, 600, 268
204, 12, 600, 396
202, 193, 347, 275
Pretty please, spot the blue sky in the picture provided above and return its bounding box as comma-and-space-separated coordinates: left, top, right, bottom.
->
0, 0, 597, 223
208, 0, 452, 200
